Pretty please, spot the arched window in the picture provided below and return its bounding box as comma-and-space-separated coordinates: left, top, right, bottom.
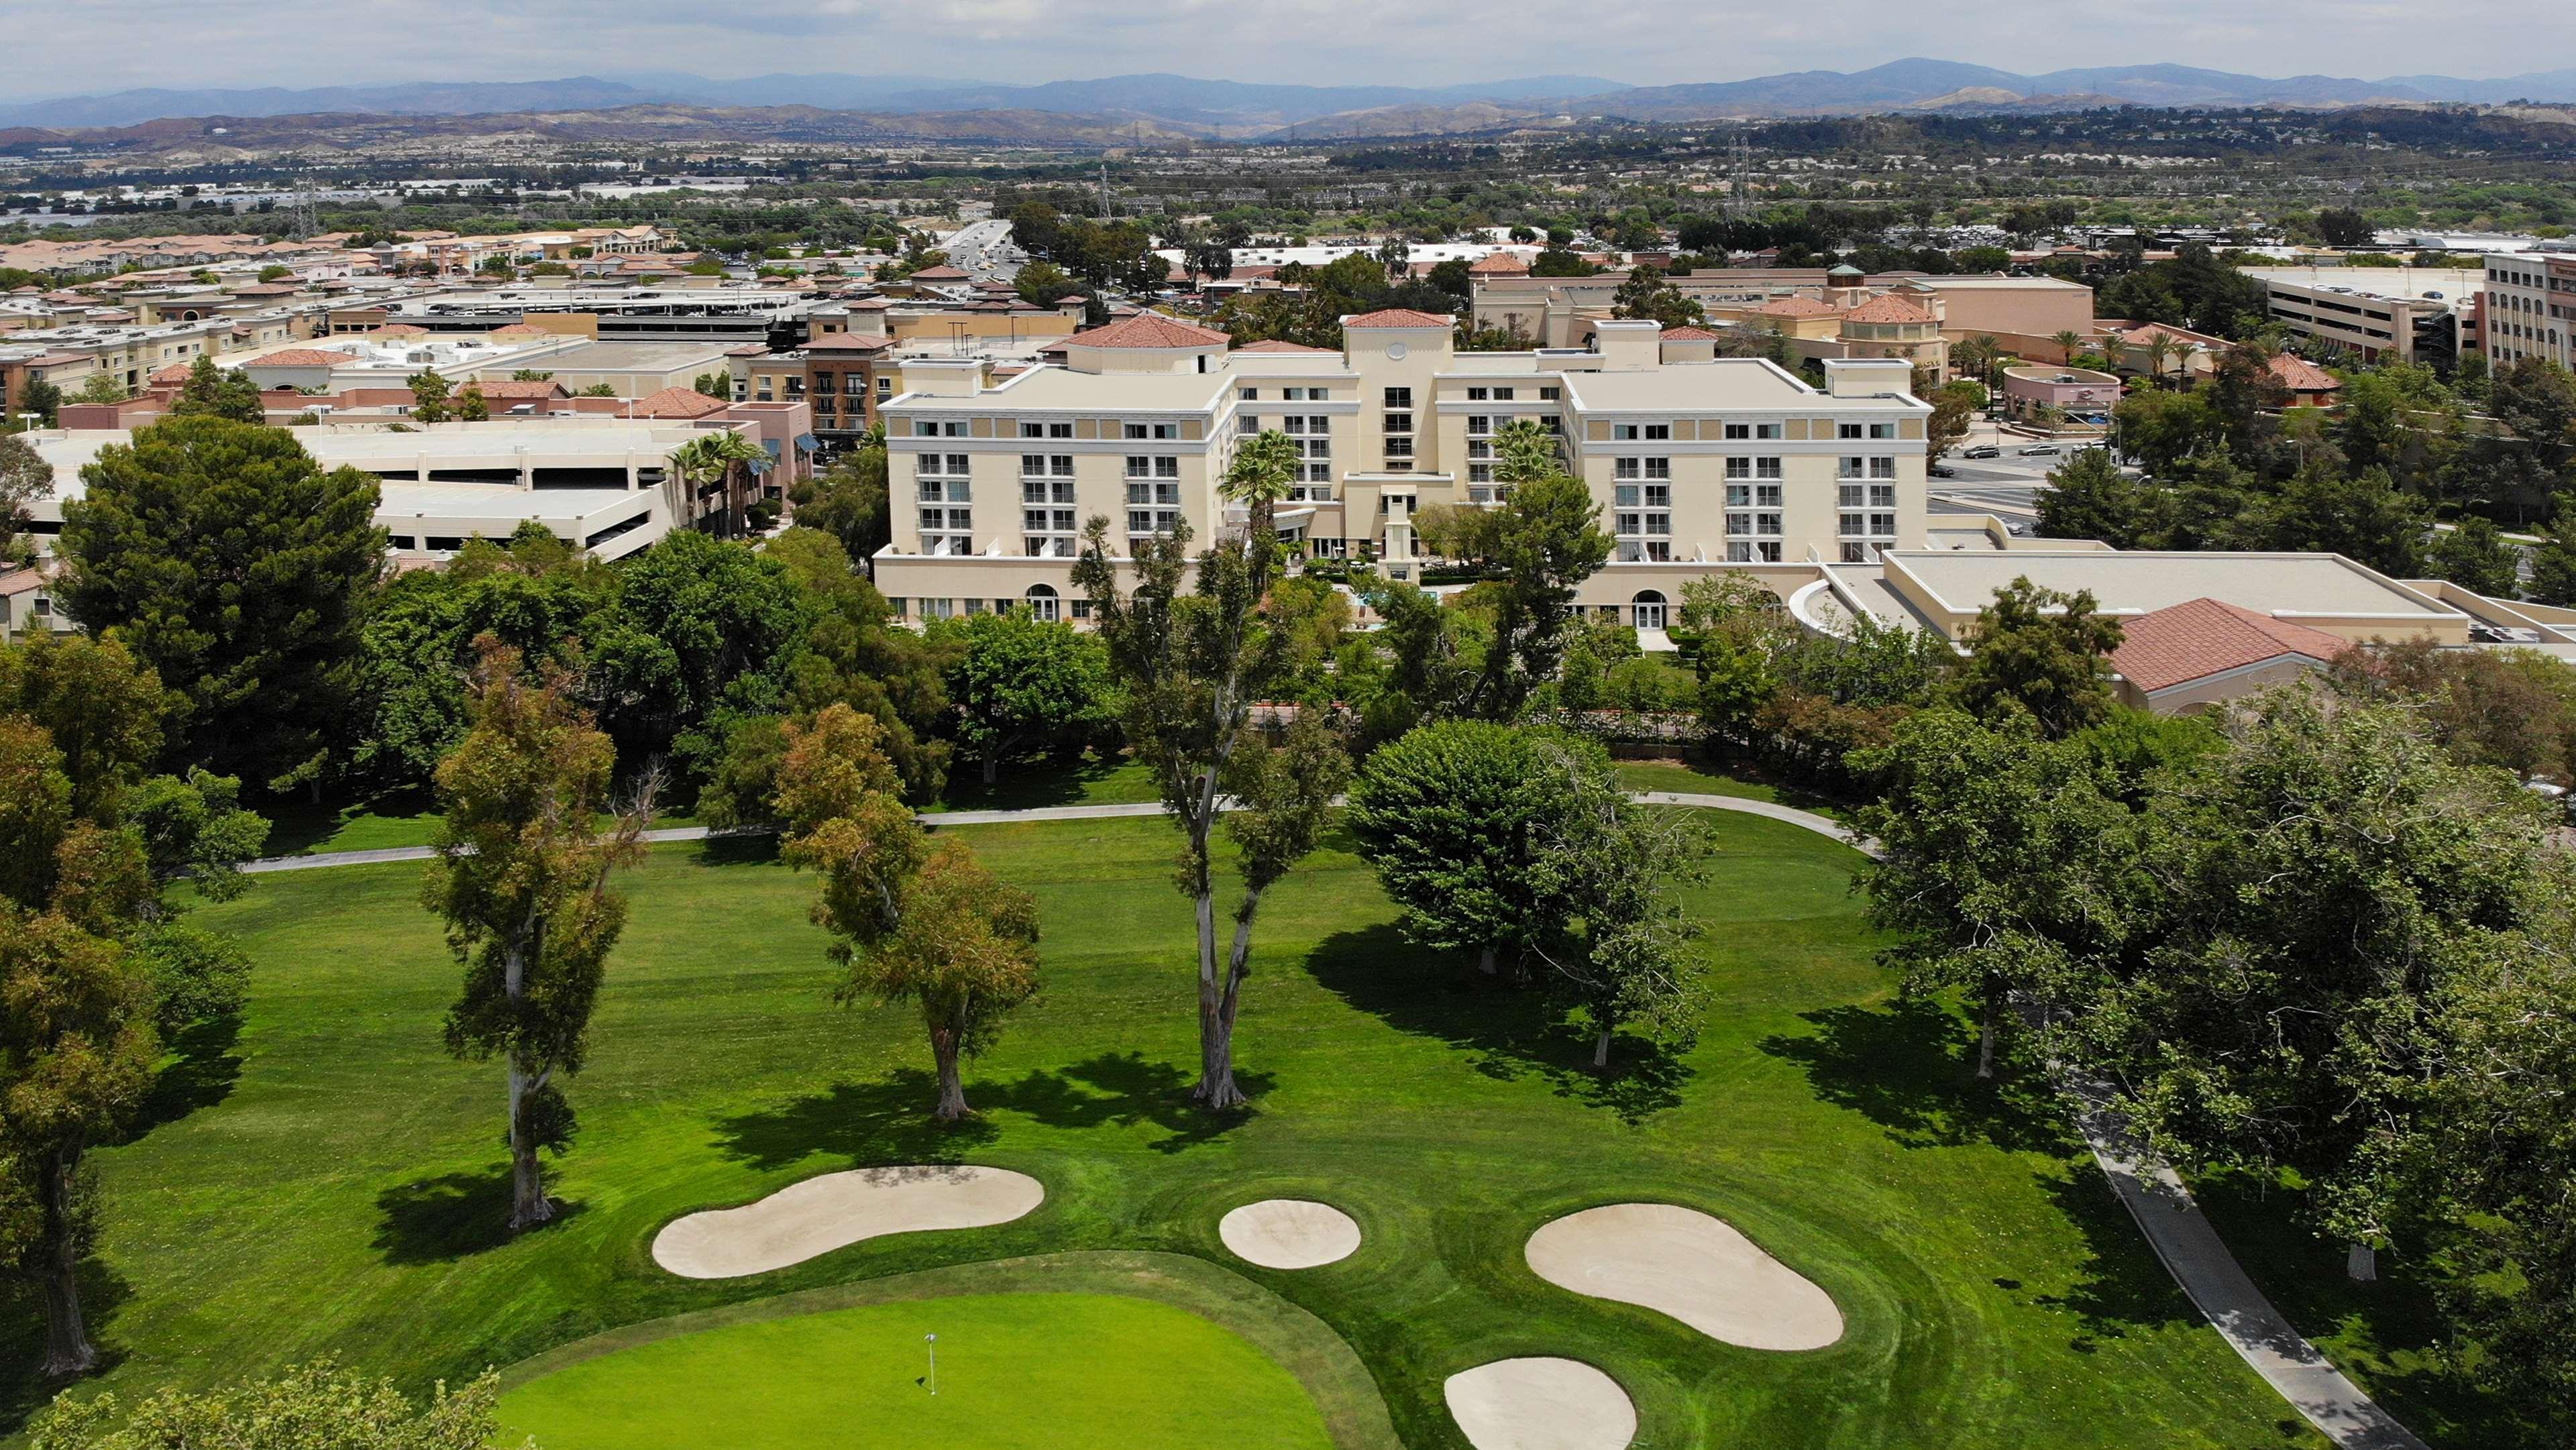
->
1632, 589, 1668, 631
1025, 582, 1061, 622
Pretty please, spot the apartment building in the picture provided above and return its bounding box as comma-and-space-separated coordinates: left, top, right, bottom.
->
1470, 270, 2091, 358
872, 311, 1931, 628
2483, 249, 2576, 371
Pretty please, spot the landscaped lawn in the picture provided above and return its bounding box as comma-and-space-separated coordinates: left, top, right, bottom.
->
500, 1288, 1337, 1450
22, 810, 2343, 1448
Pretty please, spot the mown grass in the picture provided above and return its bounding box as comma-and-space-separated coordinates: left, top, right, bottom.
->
19, 811, 2341, 1448
500, 1286, 1338, 1450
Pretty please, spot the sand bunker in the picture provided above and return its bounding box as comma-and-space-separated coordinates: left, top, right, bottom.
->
651, 1165, 1043, 1279
1218, 1198, 1362, 1269
1525, 1202, 1843, 1351
1443, 1357, 1636, 1450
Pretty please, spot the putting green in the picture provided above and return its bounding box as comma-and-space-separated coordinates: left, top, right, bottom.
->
499, 1291, 1338, 1450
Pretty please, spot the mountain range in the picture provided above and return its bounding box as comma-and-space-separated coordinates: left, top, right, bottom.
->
4, 60, 2576, 137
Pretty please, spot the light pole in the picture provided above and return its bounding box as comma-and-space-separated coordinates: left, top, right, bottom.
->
925, 1333, 938, 1396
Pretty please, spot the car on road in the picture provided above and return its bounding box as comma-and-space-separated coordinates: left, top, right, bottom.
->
1963, 445, 2002, 459
1929, 463, 1957, 478
2019, 443, 2061, 457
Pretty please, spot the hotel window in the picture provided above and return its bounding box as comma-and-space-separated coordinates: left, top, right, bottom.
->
1384, 411, 1413, 435
1726, 456, 1751, 480
1239, 414, 1261, 434
1383, 386, 1411, 410
1756, 423, 1782, 439
1466, 414, 1491, 436
1538, 386, 1559, 401
1756, 457, 1783, 480
1611, 423, 1640, 440
812, 372, 834, 395
1020, 421, 1045, 438
1124, 422, 1179, 440
1239, 386, 1258, 400
1644, 423, 1670, 440
1614, 457, 1642, 480
1870, 423, 1896, 439
1837, 423, 1863, 439
1870, 456, 1896, 480
1492, 387, 1515, 401
877, 376, 894, 397
846, 374, 867, 395
1839, 456, 1864, 479
1724, 423, 1751, 439
1467, 386, 1489, 400
1644, 457, 1670, 480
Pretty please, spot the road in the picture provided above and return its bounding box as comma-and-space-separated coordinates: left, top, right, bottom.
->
938, 219, 1022, 282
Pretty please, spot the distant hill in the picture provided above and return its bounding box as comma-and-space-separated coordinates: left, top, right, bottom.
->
6, 61, 2576, 141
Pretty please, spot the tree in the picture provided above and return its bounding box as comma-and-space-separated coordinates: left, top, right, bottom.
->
454, 385, 489, 424
1609, 264, 1705, 331
1522, 744, 1709, 1068
18, 378, 62, 428
2067, 689, 2549, 1280
1070, 504, 1348, 1109
2246, 463, 2425, 578
2427, 516, 2521, 598
1951, 334, 2001, 389
690, 371, 731, 400
585, 528, 810, 775
0, 631, 258, 1379
2530, 492, 2576, 606
1943, 577, 2124, 737
407, 372, 451, 424
1465, 473, 1613, 719
771, 705, 1038, 1119
58, 415, 384, 787
163, 356, 264, 425
798, 426, 890, 563
2051, 329, 2084, 363
422, 640, 655, 1230
670, 429, 769, 539
29, 1357, 519, 1450
71, 375, 127, 406
936, 608, 1112, 784
1925, 378, 1982, 458
2315, 207, 2377, 248
2036, 447, 2165, 548
1348, 720, 1586, 974
1011, 260, 1077, 309
1855, 710, 2137, 1077
0, 432, 50, 565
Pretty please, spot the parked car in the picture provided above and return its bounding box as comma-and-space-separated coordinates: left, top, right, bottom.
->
1929, 463, 1957, 478
1964, 445, 2002, 459
2019, 443, 2061, 457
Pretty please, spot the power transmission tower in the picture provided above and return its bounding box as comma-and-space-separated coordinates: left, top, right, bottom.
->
1097, 160, 1110, 219
1727, 134, 1754, 219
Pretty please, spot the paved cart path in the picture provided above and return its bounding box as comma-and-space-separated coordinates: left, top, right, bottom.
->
241, 789, 2424, 1449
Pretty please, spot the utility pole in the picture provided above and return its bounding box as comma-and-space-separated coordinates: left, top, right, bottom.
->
1097, 160, 1110, 220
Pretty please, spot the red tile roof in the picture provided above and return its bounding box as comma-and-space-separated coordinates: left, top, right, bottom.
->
246, 349, 356, 366
1842, 293, 1936, 325
806, 333, 893, 351
908, 265, 971, 280
373, 323, 430, 335
1233, 339, 1336, 353
2267, 353, 2343, 395
623, 387, 732, 419
489, 323, 553, 337
148, 364, 193, 384
1468, 252, 1532, 274
2112, 321, 2224, 348
1063, 313, 1230, 349
1342, 308, 1454, 329
2110, 598, 2351, 694
1658, 326, 1721, 341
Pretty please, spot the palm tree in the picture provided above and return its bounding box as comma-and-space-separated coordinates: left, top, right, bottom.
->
2051, 329, 2085, 365
697, 429, 773, 538
2144, 334, 2181, 390
1221, 429, 1301, 548
1490, 417, 1561, 489
667, 435, 724, 524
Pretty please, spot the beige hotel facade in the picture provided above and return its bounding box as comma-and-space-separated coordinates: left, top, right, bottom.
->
872, 309, 1932, 631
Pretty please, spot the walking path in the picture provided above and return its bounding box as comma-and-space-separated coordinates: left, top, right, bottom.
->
237, 789, 2424, 1448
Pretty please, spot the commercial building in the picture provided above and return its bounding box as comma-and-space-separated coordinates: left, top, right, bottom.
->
871, 311, 1935, 628
2248, 269, 2470, 366
16, 410, 813, 566
2483, 247, 2576, 371
1470, 270, 2092, 361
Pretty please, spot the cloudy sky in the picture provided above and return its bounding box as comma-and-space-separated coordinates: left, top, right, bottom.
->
1, 0, 2571, 96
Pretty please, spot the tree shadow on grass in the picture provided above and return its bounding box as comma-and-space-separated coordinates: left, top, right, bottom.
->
2021, 1160, 2206, 1350
985, 1052, 1275, 1154
372, 1168, 586, 1266
1755, 999, 2069, 1156
710, 1069, 1000, 1173
690, 833, 782, 869
1305, 924, 1695, 1123
131, 1016, 244, 1137
934, 751, 1128, 814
